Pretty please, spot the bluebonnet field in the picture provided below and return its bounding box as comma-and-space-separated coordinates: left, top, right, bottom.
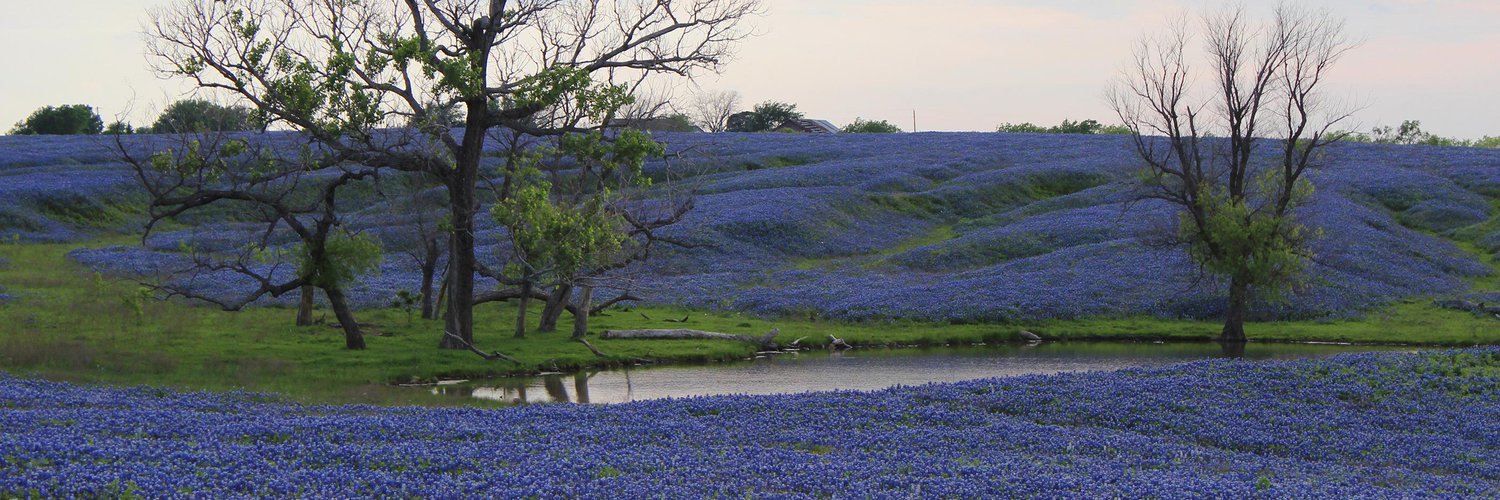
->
2, 348, 1497, 496
1, 131, 1496, 320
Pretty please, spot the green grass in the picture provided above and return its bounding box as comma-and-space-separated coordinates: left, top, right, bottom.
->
791, 224, 957, 271
2, 239, 1498, 407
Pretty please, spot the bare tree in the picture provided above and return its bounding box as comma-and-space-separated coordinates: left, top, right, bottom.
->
382, 172, 449, 320
615, 84, 677, 121
146, 0, 761, 354
688, 89, 740, 132
1108, 4, 1356, 341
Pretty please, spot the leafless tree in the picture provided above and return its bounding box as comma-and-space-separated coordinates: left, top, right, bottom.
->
146, 0, 762, 354
381, 172, 449, 320
615, 84, 677, 121
1108, 4, 1356, 341
688, 89, 740, 132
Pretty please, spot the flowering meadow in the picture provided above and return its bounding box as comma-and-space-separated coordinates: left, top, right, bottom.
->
2, 132, 1495, 321
2, 348, 1496, 497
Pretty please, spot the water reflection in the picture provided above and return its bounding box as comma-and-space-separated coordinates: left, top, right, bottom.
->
430, 342, 1414, 405
1218, 341, 1247, 358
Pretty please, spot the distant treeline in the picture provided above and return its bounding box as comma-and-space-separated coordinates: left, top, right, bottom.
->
1340, 120, 1500, 148
995, 117, 1500, 148
995, 119, 1131, 135
8, 100, 261, 136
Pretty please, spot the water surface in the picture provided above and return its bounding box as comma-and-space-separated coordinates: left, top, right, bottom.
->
430, 342, 1418, 404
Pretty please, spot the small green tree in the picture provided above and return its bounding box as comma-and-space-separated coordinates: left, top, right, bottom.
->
843, 118, 902, 133
492, 128, 663, 339
10, 104, 104, 135
654, 114, 702, 133
1051, 119, 1103, 135
149, 99, 260, 134
995, 122, 1048, 133
727, 101, 802, 132
105, 121, 136, 135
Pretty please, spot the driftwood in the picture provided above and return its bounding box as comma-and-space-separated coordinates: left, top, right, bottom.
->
602, 328, 780, 348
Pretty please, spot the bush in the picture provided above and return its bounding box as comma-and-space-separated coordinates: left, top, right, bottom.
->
842, 118, 902, 133
9, 105, 104, 135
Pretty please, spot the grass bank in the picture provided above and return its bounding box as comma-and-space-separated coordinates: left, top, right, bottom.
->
0, 240, 1496, 406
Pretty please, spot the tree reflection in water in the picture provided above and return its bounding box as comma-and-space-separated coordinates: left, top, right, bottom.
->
427, 342, 1415, 405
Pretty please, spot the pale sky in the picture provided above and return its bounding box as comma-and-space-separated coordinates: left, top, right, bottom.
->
3, 0, 1497, 137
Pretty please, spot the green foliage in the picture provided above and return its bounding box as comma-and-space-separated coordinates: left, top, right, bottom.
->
727, 101, 803, 132
1372, 120, 1440, 145
996, 118, 1129, 135
493, 129, 662, 283
31, 191, 146, 230
514, 66, 633, 123
188, 8, 383, 136
492, 67, 663, 287
1342, 119, 1500, 149
299, 232, 383, 289
391, 290, 422, 324
9, 104, 104, 135
619, 113, 700, 133
995, 122, 1048, 133
593, 466, 623, 479
148, 139, 252, 180
842, 118, 902, 133
105, 121, 135, 135
1180, 174, 1316, 301
662, 113, 700, 132
149, 99, 260, 134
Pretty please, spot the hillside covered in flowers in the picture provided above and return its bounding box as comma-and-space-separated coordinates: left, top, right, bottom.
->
1, 132, 1496, 322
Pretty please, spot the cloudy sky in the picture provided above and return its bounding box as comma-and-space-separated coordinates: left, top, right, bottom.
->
3, 0, 1496, 137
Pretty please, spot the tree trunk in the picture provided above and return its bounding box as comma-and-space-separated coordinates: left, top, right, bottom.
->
295, 284, 315, 326
419, 240, 439, 320
1219, 277, 1249, 342
440, 100, 489, 348
537, 284, 573, 332
514, 280, 532, 339
438, 172, 478, 349
435, 262, 450, 320
324, 287, 366, 350
571, 286, 594, 340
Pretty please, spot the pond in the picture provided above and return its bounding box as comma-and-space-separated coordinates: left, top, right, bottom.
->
428, 342, 1420, 404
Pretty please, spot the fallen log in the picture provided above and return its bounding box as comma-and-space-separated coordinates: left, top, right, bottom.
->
601, 328, 780, 348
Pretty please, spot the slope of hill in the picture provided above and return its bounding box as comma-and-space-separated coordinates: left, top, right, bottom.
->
2, 132, 1495, 322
